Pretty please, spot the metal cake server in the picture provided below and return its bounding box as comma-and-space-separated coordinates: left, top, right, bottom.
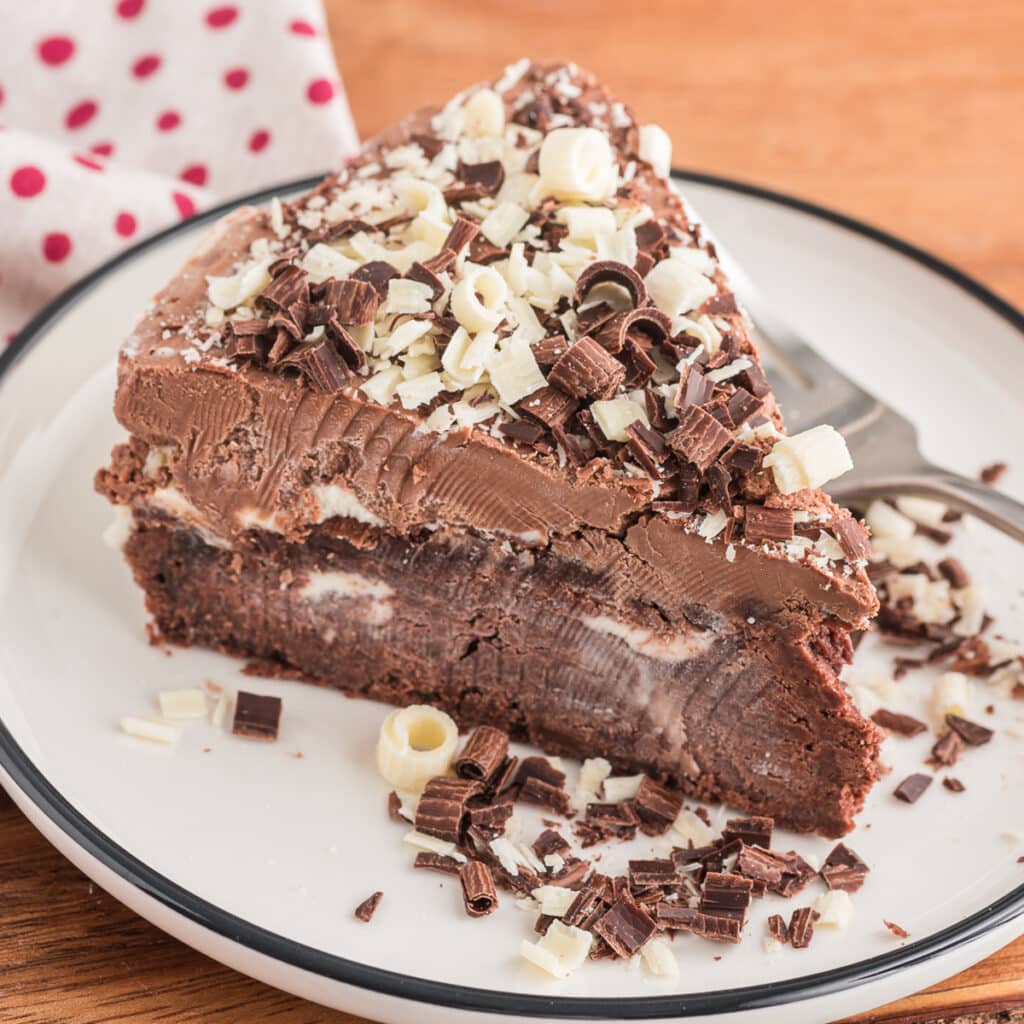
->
722, 258, 1024, 543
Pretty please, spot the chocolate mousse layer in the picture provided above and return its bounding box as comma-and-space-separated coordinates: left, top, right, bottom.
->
119, 507, 879, 837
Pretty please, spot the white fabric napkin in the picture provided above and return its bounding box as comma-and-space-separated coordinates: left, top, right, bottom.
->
1, 0, 359, 342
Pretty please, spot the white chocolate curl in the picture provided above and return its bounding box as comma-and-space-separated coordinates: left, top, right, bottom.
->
762, 425, 853, 494
450, 264, 508, 332
376, 705, 459, 792
463, 87, 505, 137
638, 124, 673, 178
537, 127, 617, 202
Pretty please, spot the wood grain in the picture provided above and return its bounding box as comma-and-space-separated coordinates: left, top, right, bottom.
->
3, 2, 1023, 1021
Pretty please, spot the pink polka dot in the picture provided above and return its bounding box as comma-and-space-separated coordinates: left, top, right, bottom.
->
248, 129, 270, 153
156, 110, 181, 131
289, 19, 316, 35
42, 232, 72, 263
223, 66, 248, 90
132, 53, 161, 78
73, 153, 105, 172
38, 36, 75, 66
65, 100, 98, 130
116, 0, 145, 17
205, 5, 238, 28
180, 163, 208, 186
172, 191, 196, 218
306, 78, 334, 105
115, 212, 137, 237
10, 166, 46, 198
90, 141, 114, 157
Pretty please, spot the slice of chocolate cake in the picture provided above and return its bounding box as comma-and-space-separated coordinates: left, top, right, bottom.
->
96, 60, 881, 836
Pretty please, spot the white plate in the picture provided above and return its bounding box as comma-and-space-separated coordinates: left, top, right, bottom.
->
1, 173, 1023, 1024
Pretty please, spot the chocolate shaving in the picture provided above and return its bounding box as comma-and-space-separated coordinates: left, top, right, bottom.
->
455, 725, 509, 783
884, 919, 910, 939
498, 420, 545, 445
586, 802, 639, 831
700, 292, 739, 316
548, 336, 625, 400
231, 691, 282, 740
460, 860, 498, 917
260, 265, 308, 311
771, 851, 817, 898
871, 709, 928, 737
441, 216, 480, 258
406, 261, 446, 302
943, 776, 966, 793
533, 829, 570, 859
563, 888, 607, 931
276, 338, 350, 394
627, 859, 678, 889
414, 777, 482, 842
788, 907, 819, 948
675, 365, 714, 410
517, 385, 579, 428
894, 772, 932, 804
574, 260, 648, 310
593, 897, 657, 958
736, 845, 786, 886
350, 260, 400, 297
468, 235, 506, 264
354, 891, 383, 923
945, 713, 994, 745
632, 777, 683, 834
593, 307, 671, 355
739, 360, 771, 398
701, 872, 753, 923
666, 404, 733, 472
722, 815, 774, 849
743, 506, 795, 544
767, 913, 789, 945
519, 775, 573, 817
531, 335, 571, 368
326, 318, 368, 371
491, 756, 520, 796
820, 843, 870, 893
458, 159, 505, 196
387, 791, 403, 823
413, 851, 463, 876
226, 328, 272, 365
929, 730, 964, 767
319, 217, 376, 242
980, 461, 1007, 485
516, 756, 566, 789
834, 518, 872, 561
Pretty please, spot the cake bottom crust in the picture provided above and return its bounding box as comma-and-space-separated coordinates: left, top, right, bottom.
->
120, 511, 881, 837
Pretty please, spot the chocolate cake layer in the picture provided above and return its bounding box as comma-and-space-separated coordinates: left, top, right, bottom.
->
118, 506, 879, 837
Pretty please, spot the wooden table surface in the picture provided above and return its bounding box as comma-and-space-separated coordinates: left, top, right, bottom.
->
3, 2, 1023, 1021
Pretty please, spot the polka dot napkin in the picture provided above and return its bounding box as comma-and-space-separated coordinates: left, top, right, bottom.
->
2, 0, 359, 343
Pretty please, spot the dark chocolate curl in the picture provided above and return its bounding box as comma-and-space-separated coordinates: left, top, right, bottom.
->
460, 860, 498, 917
455, 726, 509, 783
574, 260, 649, 310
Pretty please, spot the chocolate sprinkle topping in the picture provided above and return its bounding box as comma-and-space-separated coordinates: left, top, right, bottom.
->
788, 907, 819, 949
894, 772, 932, 804
548, 336, 626, 400
574, 260, 648, 310
929, 730, 964, 767
767, 913, 789, 945
455, 725, 509, 783
354, 891, 383, 923
666, 404, 733, 472
413, 851, 463, 876
722, 815, 774, 849
460, 860, 498, 917
593, 897, 657, 958
231, 691, 282, 740
820, 843, 870, 893
743, 506, 795, 544
945, 713, 994, 746
870, 709, 928, 737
